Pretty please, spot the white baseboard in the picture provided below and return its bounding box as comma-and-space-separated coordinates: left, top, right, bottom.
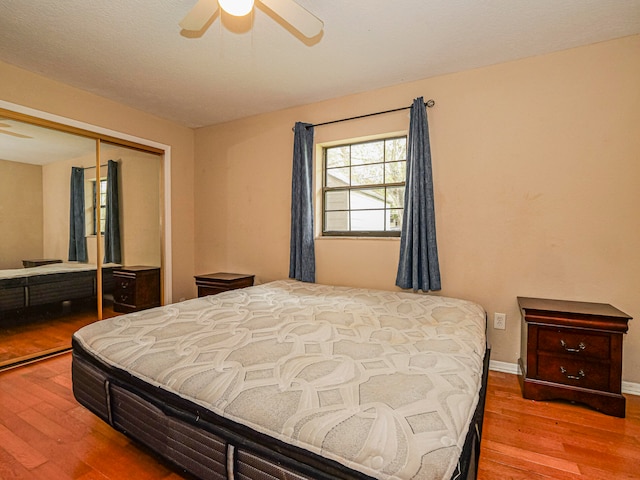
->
489, 360, 519, 375
622, 381, 640, 396
489, 360, 640, 396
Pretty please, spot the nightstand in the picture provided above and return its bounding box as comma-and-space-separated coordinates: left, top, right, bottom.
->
113, 266, 161, 313
22, 259, 62, 268
518, 297, 631, 417
194, 272, 254, 297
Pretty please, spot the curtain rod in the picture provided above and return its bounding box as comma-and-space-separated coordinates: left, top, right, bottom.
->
304, 99, 435, 129
83, 163, 109, 170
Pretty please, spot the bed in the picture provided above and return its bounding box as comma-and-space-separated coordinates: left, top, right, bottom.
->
0, 262, 117, 315
72, 280, 490, 480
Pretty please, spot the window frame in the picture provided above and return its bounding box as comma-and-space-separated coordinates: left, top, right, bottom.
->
321, 136, 407, 238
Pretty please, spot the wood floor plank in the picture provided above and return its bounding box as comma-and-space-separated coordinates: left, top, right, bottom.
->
0, 445, 34, 480
0, 422, 48, 470
481, 438, 581, 477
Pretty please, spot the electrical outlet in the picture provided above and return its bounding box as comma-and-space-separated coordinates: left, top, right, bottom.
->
494, 313, 506, 330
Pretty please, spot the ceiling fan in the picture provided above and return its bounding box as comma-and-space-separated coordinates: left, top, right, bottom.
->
180, 0, 323, 38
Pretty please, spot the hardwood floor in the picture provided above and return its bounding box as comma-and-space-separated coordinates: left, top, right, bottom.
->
478, 371, 640, 479
0, 353, 183, 480
0, 301, 119, 369
0, 355, 638, 479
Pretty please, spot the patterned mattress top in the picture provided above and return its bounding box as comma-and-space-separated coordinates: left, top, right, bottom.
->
74, 280, 487, 480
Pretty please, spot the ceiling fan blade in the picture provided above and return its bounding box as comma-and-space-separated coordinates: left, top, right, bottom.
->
179, 0, 219, 31
0, 129, 32, 139
259, 0, 323, 38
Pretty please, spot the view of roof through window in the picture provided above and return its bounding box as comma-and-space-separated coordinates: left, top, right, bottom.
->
323, 136, 407, 236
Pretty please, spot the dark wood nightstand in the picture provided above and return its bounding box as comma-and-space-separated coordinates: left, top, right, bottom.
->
113, 266, 161, 313
518, 297, 631, 417
194, 272, 254, 297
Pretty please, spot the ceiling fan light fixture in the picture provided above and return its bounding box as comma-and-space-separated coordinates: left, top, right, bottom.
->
218, 0, 254, 17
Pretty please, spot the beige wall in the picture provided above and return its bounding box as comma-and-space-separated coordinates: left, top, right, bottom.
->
194, 35, 640, 382
0, 60, 196, 302
0, 160, 43, 269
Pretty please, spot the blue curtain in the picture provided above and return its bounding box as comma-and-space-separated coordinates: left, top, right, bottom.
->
289, 122, 315, 282
104, 160, 122, 264
396, 97, 441, 291
68, 167, 88, 262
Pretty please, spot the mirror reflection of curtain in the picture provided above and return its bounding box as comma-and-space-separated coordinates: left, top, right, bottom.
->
68, 166, 88, 262
104, 159, 121, 264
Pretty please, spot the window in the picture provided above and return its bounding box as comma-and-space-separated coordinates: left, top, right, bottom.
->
92, 178, 107, 235
323, 136, 407, 236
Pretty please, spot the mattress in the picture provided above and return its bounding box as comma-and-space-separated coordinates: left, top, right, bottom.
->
0, 262, 119, 312
0, 262, 120, 280
73, 280, 488, 480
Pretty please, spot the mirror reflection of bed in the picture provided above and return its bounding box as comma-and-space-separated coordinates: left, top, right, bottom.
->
0, 115, 163, 369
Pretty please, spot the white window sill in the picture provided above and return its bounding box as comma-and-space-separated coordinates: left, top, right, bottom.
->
315, 235, 400, 241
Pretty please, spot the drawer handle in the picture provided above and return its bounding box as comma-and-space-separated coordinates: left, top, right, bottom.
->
560, 339, 586, 353
560, 366, 585, 380
120, 281, 129, 288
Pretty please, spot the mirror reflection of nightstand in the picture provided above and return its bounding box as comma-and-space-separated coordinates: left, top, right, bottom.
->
113, 266, 161, 313
22, 259, 63, 268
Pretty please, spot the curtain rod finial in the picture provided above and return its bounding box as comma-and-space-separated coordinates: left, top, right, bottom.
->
426, 99, 435, 108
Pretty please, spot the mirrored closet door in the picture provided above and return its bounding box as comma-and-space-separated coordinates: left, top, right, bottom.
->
0, 111, 163, 369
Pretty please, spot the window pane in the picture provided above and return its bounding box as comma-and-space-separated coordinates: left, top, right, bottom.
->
325, 211, 349, 231
351, 210, 384, 231
325, 190, 349, 211
350, 188, 385, 210
100, 205, 107, 233
322, 136, 406, 236
326, 146, 350, 168
351, 141, 383, 165
387, 209, 403, 231
385, 137, 407, 162
386, 186, 405, 208
385, 161, 406, 183
326, 167, 350, 187
351, 164, 383, 186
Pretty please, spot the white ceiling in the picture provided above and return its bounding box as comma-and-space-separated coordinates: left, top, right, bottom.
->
0, 0, 639, 129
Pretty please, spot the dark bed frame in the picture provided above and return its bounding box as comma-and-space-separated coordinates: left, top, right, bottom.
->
72, 338, 491, 480
0, 267, 115, 316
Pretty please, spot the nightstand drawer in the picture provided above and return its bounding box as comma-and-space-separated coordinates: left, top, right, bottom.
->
537, 328, 610, 360
116, 277, 135, 294
537, 355, 609, 391
198, 286, 228, 297
114, 289, 135, 306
